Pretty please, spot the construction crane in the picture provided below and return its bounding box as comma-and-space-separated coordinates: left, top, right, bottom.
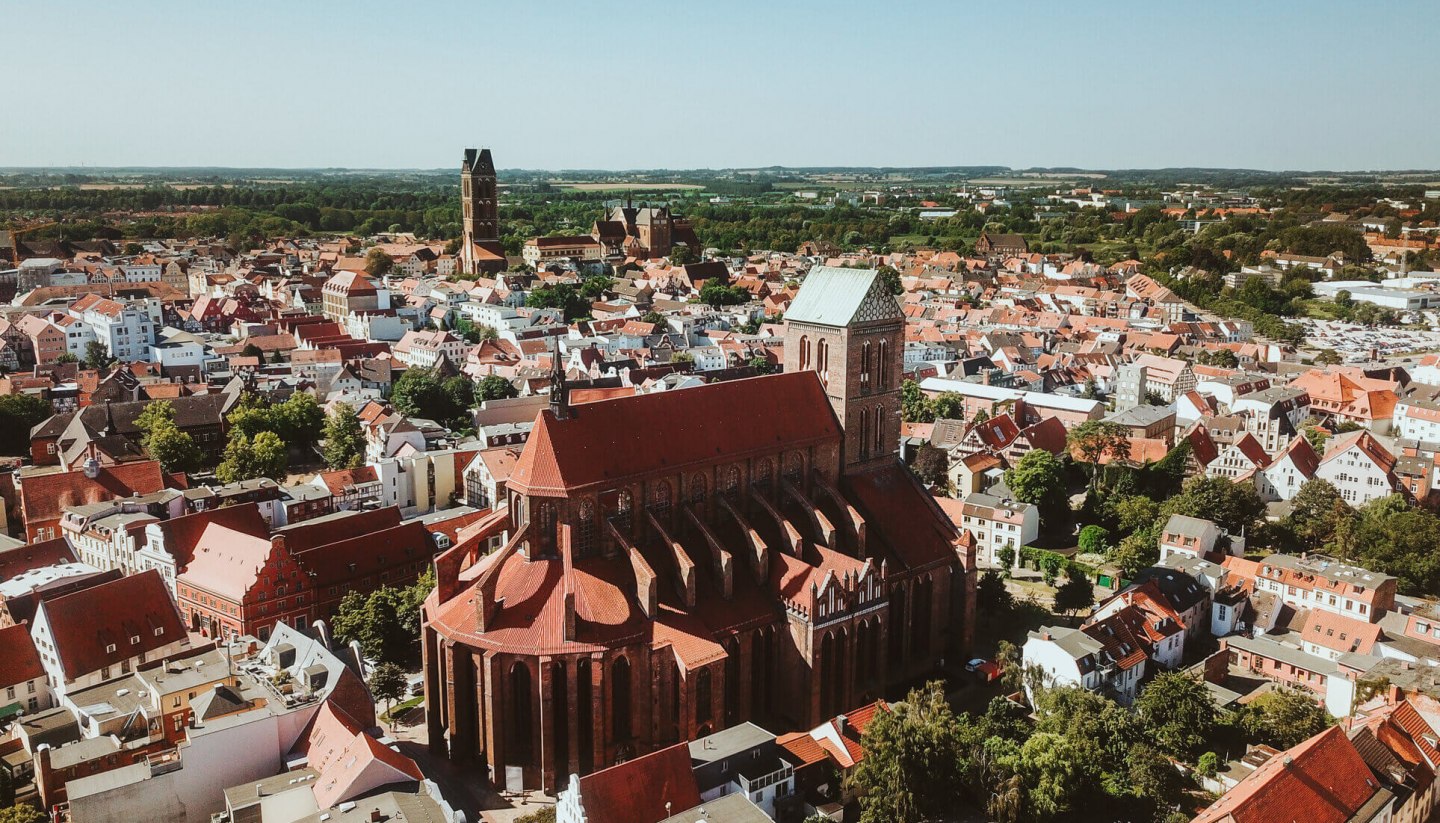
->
4, 220, 60, 266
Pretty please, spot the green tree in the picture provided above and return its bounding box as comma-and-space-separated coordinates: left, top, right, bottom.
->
1110, 529, 1159, 577
1315, 348, 1342, 365
364, 247, 393, 277
478, 374, 518, 401
1161, 475, 1265, 536
1066, 421, 1131, 489
1077, 525, 1110, 553
1238, 688, 1332, 749
876, 264, 904, 295
698, 280, 749, 308
0, 393, 53, 456
332, 585, 411, 664
216, 430, 288, 483
369, 661, 408, 725
1284, 479, 1352, 552
1004, 449, 1070, 533
978, 569, 1013, 615
930, 392, 966, 421
1350, 495, 1440, 594
900, 379, 934, 423
1135, 672, 1216, 760
640, 310, 666, 326
1039, 552, 1064, 586
1112, 494, 1160, 536
514, 808, 556, 823
668, 244, 695, 265
996, 545, 1017, 574
1052, 567, 1095, 615
83, 340, 111, 370
143, 417, 203, 473
910, 442, 949, 488
273, 392, 325, 446
322, 403, 366, 469
995, 639, 1025, 693
0, 803, 44, 823
241, 342, 264, 359
849, 681, 964, 823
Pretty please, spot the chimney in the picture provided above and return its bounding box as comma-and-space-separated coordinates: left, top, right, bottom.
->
370, 810, 382, 823
1041, 631, 1052, 641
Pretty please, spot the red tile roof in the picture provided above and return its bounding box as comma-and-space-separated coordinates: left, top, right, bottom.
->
18, 461, 170, 532
39, 569, 185, 681
510, 372, 840, 496
0, 623, 44, 688
0, 536, 76, 583
1193, 726, 1379, 823
576, 742, 701, 823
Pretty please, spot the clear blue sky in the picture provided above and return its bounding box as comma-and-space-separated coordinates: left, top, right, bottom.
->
4, 0, 1438, 171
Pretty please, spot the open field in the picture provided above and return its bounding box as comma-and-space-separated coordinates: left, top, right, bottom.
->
552, 182, 704, 191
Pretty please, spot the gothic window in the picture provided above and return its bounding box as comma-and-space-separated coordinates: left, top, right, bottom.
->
576, 499, 596, 557
878, 339, 890, 389
798, 335, 810, 371
721, 466, 740, 501
538, 503, 557, 555
861, 341, 872, 394
652, 481, 672, 523
689, 473, 706, 511
509, 662, 534, 765
612, 656, 632, 740
816, 339, 829, 386
615, 490, 633, 533
858, 408, 870, 459
875, 404, 885, 453
753, 459, 774, 495
784, 452, 804, 485
696, 667, 713, 725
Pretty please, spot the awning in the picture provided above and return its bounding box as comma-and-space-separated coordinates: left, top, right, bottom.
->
0, 702, 23, 721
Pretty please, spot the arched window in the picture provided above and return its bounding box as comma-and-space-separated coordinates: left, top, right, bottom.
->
696, 667, 713, 725
784, 453, 804, 485
861, 341, 872, 394
615, 489, 633, 533
721, 466, 740, 501
651, 481, 672, 524
798, 335, 810, 371
689, 473, 706, 506
612, 656, 632, 740
538, 503, 557, 555
576, 499, 595, 557
509, 662, 534, 766
878, 339, 890, 389
858, 408, 870, 459
753, 459, 773, 495
816, 339, 829, 386
874, 404, 885, 453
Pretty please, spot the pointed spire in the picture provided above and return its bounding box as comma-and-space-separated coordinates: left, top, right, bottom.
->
549, 335, 571, 421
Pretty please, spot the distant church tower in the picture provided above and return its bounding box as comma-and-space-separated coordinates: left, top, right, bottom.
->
784, 266, 906, 474
461, 147, 499, 274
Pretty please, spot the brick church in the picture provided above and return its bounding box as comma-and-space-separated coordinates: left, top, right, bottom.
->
460, 147, 507, 275
421, 266, 975, 792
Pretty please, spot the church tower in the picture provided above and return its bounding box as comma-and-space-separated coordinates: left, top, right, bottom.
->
461, 148, 499, 273
784, 266, 905, 474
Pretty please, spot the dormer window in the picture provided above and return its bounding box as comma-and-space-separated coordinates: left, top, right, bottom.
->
130, 635, 140, 645
106, 643, 117, 653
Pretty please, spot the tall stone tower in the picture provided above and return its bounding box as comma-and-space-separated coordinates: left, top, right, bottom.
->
461, 148, 499, 274
784, 266, 906, 474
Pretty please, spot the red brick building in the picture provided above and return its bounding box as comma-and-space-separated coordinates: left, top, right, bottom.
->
177, 506, 436, 642
423, 267, 975, 793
